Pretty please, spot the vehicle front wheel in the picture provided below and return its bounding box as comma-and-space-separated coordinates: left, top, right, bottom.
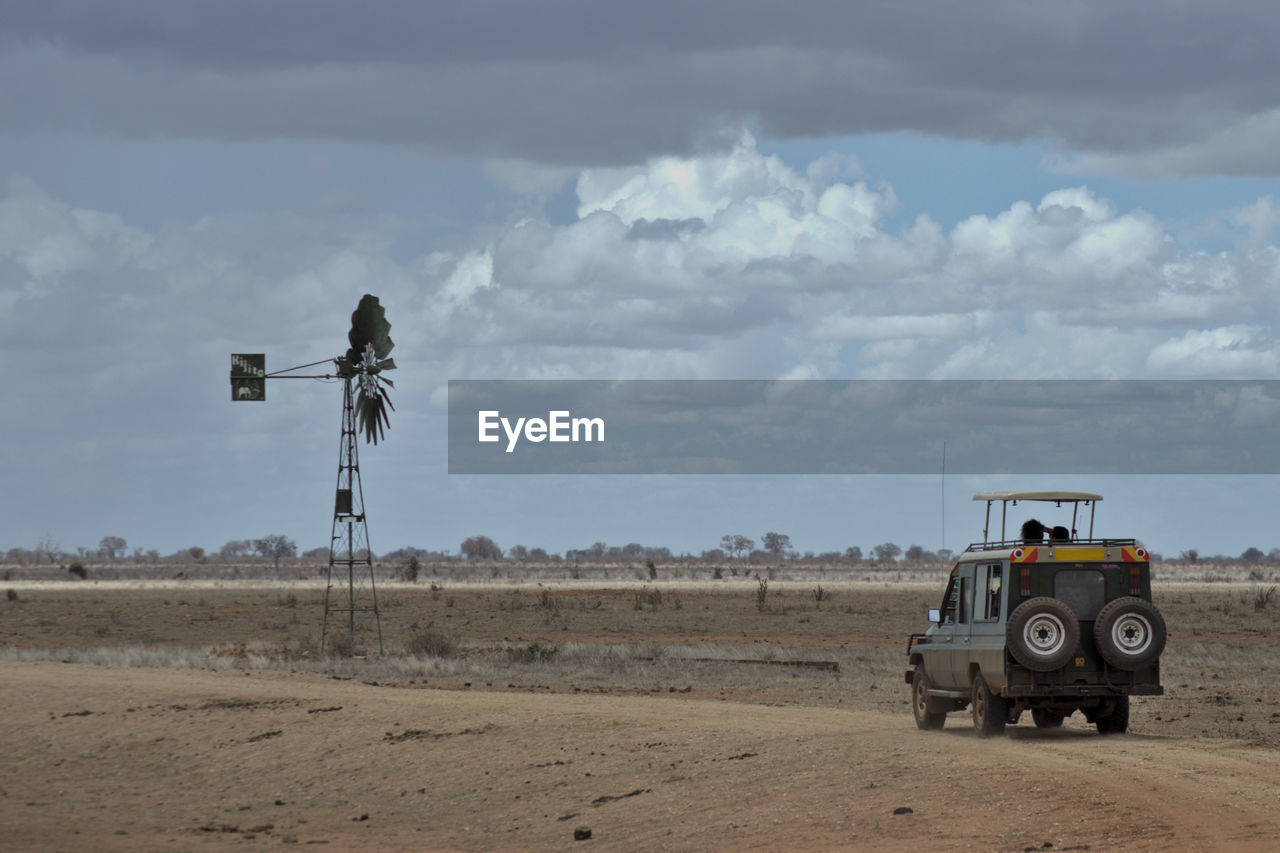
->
971, 673, 1006, 737
912, 665, 946, 731
1095, 696, 1130, 735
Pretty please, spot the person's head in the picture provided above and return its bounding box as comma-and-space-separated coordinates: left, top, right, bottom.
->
1020, 518, 1046, 541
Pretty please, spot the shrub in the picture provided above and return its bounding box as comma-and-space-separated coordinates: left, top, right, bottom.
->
756, 577, 769, 611
508, 641, 558, 663
1253, 584, 1277, 611
68, 561, 88, 580
327, 634, 355, 659
633, 587, 663, 610
407, 627, 458, 658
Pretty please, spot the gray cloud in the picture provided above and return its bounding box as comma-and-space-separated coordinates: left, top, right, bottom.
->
6, 2, 1280, 173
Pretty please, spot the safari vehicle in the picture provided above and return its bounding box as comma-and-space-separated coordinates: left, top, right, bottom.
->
906, 491, 1165, 736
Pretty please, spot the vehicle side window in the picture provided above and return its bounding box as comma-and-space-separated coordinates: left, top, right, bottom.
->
1055, 569, 1106, 620
940, 571, 960, 623
957, 577, 970, 624
975, 563, 1003, 621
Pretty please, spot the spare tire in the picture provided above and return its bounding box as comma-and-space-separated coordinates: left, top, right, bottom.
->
1094, 597, 1166, 670
1007, 597, 1079, 672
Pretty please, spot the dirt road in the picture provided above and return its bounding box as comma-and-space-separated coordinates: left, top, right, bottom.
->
3, 661, 1277, 851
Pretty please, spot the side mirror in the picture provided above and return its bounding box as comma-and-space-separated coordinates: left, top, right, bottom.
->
927, 608, 941, 623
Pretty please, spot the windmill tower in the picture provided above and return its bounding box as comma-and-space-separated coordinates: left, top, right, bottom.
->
230, 294, 397, 656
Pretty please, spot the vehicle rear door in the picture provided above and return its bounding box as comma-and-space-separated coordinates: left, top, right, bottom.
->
947, 563, 977, 688
964, 561, 1007, 688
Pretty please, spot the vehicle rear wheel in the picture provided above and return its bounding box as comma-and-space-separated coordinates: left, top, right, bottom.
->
1094, 597, 1166, 670
1031, 708, 1065, 729
1095, 696, 1130, 735
1006, 597, 1080, 672
971, 673, 1006, 737
912, 665, 946, 730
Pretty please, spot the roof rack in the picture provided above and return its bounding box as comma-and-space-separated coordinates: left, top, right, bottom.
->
963, 537, 1136, 554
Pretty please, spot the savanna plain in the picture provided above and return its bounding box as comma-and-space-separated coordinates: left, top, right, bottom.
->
3, 571, 1280, 851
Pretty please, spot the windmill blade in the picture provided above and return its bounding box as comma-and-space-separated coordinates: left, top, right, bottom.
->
347, 294, 395, 365
355, 381, 396, 444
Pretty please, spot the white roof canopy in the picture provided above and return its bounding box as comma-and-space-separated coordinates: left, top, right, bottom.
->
972, 490, 1102, 503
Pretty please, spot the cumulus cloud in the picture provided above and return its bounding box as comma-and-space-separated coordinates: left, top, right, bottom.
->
9, 129, 1280, 552
6, 2, 1280, 175
7, 135, 1280, 399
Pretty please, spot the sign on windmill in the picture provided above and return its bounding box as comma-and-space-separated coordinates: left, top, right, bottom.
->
230, 353, 266, 401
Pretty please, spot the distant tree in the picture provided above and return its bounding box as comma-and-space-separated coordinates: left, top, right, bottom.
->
460, 535, 502, 561
301, 546, 329, 561
253, 535, 296, 570
734, 535, 755, 559
1241, 546, 1265, 563
720, 534, 734, 555
702, 548, 727, 562
99, 536, 127, 561
508, 544, 529, 561
936, 548, 953, 564
35, 536, 61, 564
528, 547, 549, 561
904, 545, 937, 563
188, 546, 205, 561
761, 532, 791, 558
873, 542, 901, 563
398, 553, 421, 582
1179, 548, 1199, 563
220, 539, 252, 559
5, 547, 34, 565
843, 546, 863, 562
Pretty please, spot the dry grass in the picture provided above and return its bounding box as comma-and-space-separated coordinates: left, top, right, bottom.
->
3, 578, 1278, 743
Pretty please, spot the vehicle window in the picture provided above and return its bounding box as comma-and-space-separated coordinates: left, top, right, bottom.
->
1055, 569, 1106, 620
958, 577, 970, 624
975, 564, 1002, 621
940, 570, 959, 623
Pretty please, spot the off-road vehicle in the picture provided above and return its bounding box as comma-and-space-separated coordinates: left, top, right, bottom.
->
906, 491, 1165, 736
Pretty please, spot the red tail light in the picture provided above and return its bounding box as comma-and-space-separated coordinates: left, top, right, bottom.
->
1129, 565, 1141, 596
1020, 566, 1031, 597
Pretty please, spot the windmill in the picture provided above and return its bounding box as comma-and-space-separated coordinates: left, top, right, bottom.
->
230, 294, 396, 655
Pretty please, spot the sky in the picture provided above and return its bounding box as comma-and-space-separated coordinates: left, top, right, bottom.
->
6, 1, 1280, 561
